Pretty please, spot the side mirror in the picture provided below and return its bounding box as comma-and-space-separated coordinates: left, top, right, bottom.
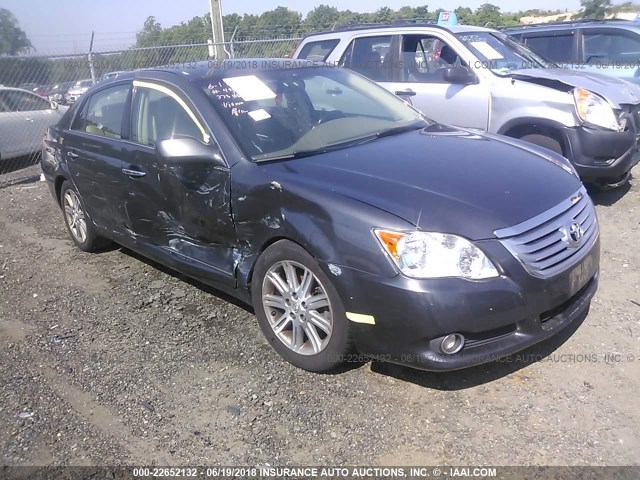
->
443, 66, 477, 85
50, 101, 58, 110
157, 136, 225, 167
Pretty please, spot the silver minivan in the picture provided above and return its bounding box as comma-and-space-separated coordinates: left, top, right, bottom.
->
293, 23, 640, 188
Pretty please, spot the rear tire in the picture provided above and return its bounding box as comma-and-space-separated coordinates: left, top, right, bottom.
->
252, 240, 352, 373
60, 181, 109, 252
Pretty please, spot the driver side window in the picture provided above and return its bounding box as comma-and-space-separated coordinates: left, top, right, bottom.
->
130, 85, 207, 147
398, 35, 464, 83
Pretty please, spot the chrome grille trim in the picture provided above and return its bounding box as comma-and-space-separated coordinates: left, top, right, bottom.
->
494, 186, 599, 279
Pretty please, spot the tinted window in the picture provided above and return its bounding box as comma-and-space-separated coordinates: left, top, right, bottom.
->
131, 86, 206, 147
524, 34, 574, 62
73, 84, 130, 139
398, 35, 466, 83
340, 36, 393, 81
0, 90, 50, 111
583, 32, 640, 63
297, 39, 340, 61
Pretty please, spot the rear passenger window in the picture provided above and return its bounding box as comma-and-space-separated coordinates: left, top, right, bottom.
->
73, 84, 130, 139
340, 36, 393, 81
524, 34, 574, 62
297, 39, 340, 61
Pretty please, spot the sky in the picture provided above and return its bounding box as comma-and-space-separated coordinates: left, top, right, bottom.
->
4, 0, 582, 54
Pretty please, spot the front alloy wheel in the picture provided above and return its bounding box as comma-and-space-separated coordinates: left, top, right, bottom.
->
252, 240, 352, 372
262, 260, 333, 356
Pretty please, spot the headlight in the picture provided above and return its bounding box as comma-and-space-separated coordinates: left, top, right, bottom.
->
374, 230, 499, 280
573, 88, 620, 131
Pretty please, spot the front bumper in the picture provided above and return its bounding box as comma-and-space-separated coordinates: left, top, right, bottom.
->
561, 124, 640, 184
322, 237, 600, 372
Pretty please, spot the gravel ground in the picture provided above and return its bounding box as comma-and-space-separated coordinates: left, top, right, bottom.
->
0, 165, 639, 467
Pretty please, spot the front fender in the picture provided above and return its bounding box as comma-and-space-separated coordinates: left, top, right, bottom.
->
229, 161, 411, 289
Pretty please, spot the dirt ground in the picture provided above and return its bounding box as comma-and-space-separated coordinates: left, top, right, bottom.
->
0, 164, 639, 467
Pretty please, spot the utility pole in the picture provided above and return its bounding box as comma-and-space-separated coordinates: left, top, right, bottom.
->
209, 0, 226, 60
88, 31, 96, 84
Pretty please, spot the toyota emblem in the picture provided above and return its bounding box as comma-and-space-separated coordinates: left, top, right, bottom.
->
565, 222, 584, 248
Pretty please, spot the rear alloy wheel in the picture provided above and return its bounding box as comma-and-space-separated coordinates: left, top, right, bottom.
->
252, 241, 352, 372
60, 181, 109, 252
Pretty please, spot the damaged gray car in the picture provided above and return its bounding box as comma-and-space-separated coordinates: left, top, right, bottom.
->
41, 60, 599, 374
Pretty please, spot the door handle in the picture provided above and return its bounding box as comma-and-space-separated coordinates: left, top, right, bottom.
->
395, 90, 416, 97
25, 117, 34, 122
122, 168, 146, 178
66, 151, 78, 159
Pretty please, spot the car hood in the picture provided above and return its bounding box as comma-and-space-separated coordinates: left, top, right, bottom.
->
512, 68, 640, 107
273, 126, 582, 240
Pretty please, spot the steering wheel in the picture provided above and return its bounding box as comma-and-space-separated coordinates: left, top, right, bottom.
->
316, 110, 346, 125
505, 62, 519, 71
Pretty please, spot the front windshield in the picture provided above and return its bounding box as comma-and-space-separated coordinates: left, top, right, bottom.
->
201, 66, 428, 161
455, 31, 551, 76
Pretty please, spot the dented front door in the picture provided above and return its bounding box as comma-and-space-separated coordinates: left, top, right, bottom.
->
122, 81, 237, 286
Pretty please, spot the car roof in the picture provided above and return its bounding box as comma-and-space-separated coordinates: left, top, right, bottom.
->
0, 86, 40, 94
303, 23, 496, 39
112, 58, 326, 83
503, 19, 640, 33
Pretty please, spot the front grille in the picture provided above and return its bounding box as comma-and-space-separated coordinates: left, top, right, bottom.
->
494, 186, 598, 278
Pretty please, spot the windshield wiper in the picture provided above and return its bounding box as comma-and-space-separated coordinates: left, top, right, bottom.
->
255, 122, 426, 162
375, 122, 426, 139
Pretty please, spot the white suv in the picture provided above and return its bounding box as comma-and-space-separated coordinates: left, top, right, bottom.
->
292, 22, 640, 188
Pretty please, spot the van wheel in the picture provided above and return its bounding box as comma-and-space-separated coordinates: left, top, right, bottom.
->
252, 240, 352, 373
518, 134, 563, 155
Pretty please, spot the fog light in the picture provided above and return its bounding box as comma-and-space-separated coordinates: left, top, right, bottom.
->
441, 333, 465, 355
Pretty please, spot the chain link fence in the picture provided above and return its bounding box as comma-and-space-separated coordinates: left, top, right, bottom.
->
0, 37, 301, 185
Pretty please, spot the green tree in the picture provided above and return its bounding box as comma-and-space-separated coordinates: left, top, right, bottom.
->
136, 16, 162, 47
0, 8, 32, 55
396, 6, 417, 20
256, 6, 302, 37
576, 0, 613, 19
474, 3, 503, 26
305, 5, 341, 31
414, 5, 430, 17
454, 7, 475, 24
372, 7, 394, 23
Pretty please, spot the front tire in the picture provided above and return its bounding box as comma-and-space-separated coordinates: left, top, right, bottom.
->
518, 134, 563, 155
252, 240, 352, 373
60, 181, 109, 252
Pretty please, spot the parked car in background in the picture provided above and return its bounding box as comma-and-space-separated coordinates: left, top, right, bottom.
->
47, 81, 76, 105
0, 87, 65, 161
65, 79, 94, 104
42, 60, 599, 373
293, 22, 640, 188
504, 20, 640, 82
18, 83, 40, 92
32, 85, 52, 97
99, 71, 126, 83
